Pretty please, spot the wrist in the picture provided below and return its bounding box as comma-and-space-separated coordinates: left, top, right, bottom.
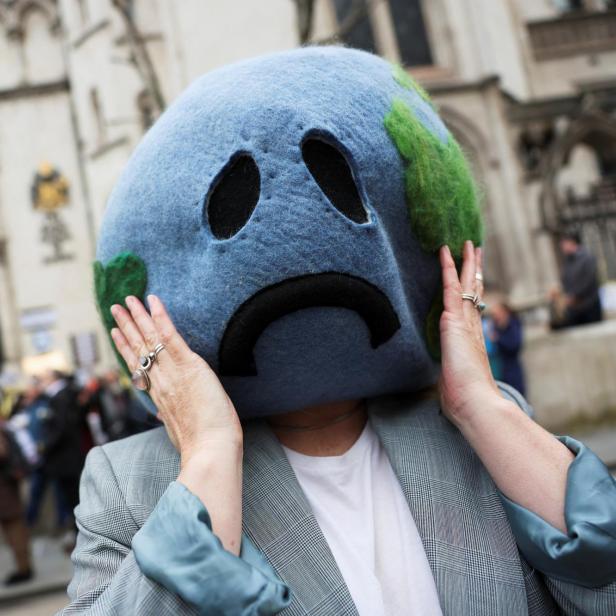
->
180, 434, 243, 471
446, 385, 507, 431
454, 394, 520, 442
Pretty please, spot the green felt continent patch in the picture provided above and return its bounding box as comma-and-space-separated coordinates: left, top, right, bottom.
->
93, 252, 148, 373
384, 88, 482, 360
384, 97, 482, 256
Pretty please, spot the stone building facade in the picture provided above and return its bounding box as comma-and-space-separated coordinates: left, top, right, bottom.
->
0, 0, 615, 376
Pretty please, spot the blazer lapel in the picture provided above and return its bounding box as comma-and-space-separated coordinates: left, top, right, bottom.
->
241, 420, 358, 616
369, 395, 529, 616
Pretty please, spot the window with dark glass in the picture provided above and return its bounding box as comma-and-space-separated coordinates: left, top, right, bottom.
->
332, 0, 377, 53
388, 0, 432, 66
553, 0, 585, 11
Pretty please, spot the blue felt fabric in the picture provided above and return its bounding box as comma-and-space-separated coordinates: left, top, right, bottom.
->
500, 436, 616, 588
132, 481, 290, 615
97, 47, 451, 417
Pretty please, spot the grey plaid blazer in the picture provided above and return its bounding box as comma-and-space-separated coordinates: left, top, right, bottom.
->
60, 388, 616, 615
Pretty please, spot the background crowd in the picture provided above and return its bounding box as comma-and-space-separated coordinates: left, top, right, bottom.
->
0, 369, 156, 586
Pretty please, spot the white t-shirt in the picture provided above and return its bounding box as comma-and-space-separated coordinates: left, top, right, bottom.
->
283, 422, 442, 616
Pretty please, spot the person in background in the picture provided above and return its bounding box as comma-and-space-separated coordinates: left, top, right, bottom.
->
550, 231, 602, 329
39, 370, 84, 550
489, 300, 526, 397
78, 376, 105, 448
0, 417, 33, 585
481, 313, 502, 382
98, 369, 138, 441
13, 379, 70, 529
79, 369, 154, 445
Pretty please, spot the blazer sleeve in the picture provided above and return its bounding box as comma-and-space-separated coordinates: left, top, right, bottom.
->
58, 446, 289, 616
496, 383, 616, 614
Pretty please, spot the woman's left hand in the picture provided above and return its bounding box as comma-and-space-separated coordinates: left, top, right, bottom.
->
437, 241, 574, 534
438, 240, 500, 426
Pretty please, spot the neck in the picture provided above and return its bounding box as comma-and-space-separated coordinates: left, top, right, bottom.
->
268, 398, 367, 456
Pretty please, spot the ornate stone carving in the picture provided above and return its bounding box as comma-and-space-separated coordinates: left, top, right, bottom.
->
31, 162, 74, 263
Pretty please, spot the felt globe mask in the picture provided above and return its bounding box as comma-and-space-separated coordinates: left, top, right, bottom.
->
94, 47, 481, 418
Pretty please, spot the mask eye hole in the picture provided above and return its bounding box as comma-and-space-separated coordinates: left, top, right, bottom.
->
302, 137, 368, 224
205, 153, 260, 239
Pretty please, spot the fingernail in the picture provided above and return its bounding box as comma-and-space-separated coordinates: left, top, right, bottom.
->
147, 294, 157, 303
110, 327, 119, 336
110, 304, 119, 315
125, 296, 136, 306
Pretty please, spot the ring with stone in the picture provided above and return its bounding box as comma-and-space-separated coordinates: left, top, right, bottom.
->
131, 343, 166, 391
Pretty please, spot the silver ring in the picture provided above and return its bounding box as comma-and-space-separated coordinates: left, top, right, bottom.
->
475, 273, 483, 282
131, 343, 165, 392
461, 293, 484, 313
132, 367, 151, 392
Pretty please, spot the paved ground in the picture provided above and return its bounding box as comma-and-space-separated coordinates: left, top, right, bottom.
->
0, 536, 71, 609
569, 425, 616, 470
1, 591, 68, 615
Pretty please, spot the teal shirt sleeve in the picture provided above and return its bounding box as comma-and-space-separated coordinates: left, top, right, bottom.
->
500, 436, 616, 588
132, 481, 291, 615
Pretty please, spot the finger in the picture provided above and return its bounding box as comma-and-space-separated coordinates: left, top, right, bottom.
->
476, 246, 483, 275
125, 296, 162, 353
460, 240, 476, 294
459, 241, 479, 321
148, 295, 192, 362
440, 245, 462, 313
475, 247, 484, 298
110, 327, 139, 371
111, 304, 148, 358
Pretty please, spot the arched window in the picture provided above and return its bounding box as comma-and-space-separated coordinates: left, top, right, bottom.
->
552, 132, 616, 280
331, 0, 376, 52
0, 24, 23, 88
556, 144, 601, 199
331, 0, 432, 66
388, 0, 432, 66
21, 7, 63, 83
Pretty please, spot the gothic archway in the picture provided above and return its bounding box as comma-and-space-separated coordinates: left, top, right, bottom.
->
439, 105, 507, 290
14, 0, 59, 31
540, 110, 616, 279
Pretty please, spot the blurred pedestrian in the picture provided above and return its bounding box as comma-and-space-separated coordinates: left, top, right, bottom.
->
98, 369, 136, 441
488, 300, 526, 397
78, 376, 105, 448
550, 231, 602, 329
79, 370, 152, 445
12, 380, 70, 529
38, 370, 84, 548
0, 420, 33, 585
482, 314, 502, 381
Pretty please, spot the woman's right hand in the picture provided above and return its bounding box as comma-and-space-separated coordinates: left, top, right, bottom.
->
110, 295, 244, 554
110, 295, 242, 464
